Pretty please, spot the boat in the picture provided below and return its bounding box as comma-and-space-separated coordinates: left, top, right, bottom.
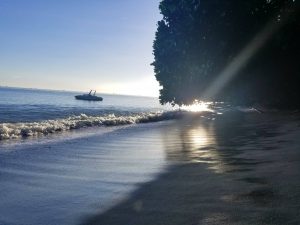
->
75, 90, 103, 101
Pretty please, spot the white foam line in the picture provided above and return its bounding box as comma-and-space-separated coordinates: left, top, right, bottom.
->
0, 112, 182, 140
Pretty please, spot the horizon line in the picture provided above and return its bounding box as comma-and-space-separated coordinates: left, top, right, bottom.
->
0, 85, 159, 99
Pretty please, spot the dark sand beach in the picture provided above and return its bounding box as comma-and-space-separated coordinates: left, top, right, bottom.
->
83, 111, 300, 225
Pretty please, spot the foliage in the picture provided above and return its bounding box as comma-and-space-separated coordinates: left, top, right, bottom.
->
152, 0, 300, 108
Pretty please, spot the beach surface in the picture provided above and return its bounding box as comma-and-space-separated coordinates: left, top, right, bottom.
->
83, 111, 300, 225
1, 110, 300, 225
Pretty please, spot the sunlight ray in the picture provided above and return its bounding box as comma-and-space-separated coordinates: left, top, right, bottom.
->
203, 9, 291, 99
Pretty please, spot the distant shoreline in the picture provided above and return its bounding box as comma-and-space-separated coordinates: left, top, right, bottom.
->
0, 85, 158, 99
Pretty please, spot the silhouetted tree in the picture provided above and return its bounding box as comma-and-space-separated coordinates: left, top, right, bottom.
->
152, 0, 300, 108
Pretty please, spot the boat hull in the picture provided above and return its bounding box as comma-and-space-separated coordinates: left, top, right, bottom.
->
75, 95, 103, 101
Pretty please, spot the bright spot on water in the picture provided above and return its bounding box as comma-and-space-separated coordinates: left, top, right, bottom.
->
181, 100, 213, 112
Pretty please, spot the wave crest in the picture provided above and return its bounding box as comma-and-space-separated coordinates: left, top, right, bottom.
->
0, 112, 181, 140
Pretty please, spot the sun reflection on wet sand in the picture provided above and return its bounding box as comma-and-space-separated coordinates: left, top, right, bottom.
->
161, 115, 243, 174
160, 116, 225, 173
183, 126, 217, 163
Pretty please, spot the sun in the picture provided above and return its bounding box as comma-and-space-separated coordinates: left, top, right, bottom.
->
181, 100, 212, 112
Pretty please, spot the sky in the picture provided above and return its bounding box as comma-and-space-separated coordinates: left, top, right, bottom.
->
0, 0, 162, 96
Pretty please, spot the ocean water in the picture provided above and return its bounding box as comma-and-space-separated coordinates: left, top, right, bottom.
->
0, 87, 176, 142
0, 87, 174, 225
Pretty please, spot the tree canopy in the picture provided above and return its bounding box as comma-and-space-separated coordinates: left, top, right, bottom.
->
152, 0, 300, 108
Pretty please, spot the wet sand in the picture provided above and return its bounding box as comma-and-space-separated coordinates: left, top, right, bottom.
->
83, 111, 300, 225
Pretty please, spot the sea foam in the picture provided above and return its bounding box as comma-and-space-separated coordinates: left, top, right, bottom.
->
0, 111, 182, 140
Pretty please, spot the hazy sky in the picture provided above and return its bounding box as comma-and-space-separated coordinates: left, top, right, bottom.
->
0, 0, 161, 96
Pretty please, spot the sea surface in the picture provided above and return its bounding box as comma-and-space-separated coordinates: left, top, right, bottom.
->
0, 87, 166, 124
0, 87, 176, 144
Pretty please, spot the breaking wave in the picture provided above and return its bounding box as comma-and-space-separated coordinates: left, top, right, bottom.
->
0, 111, 182, 140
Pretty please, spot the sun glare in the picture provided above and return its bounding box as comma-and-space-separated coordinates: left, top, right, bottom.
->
181, 101, 212, 112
